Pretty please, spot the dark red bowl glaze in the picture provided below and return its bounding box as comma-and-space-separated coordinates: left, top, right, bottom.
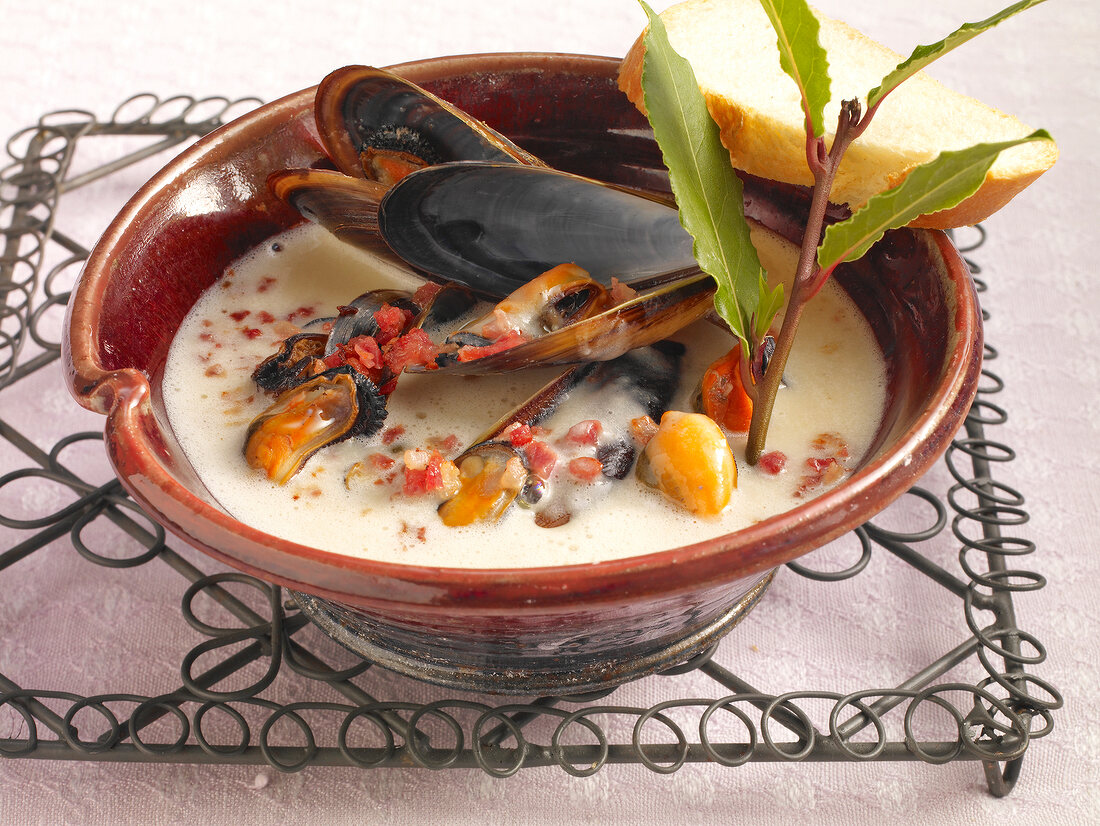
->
63, 53, 983, 694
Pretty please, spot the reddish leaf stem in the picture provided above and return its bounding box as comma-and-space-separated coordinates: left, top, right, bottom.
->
745, 99, 865, 465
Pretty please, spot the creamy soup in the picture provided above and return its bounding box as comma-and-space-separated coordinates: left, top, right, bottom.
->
163, 222, 886, 568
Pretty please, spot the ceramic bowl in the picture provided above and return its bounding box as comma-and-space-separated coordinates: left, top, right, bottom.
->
63, 53, 983, 695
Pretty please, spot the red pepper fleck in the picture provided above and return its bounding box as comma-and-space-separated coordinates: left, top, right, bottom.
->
229, 310, 250, 322
257, 310, 275, 324
286, 305, 316, 322
258, 276, 277, 292
758, 451, 787, 475
368, 453, 396, 470
382, 425, 406, 445
243, 328, 263, 339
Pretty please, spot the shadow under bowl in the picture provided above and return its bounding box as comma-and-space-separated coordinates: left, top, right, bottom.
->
62, 53, 983, 695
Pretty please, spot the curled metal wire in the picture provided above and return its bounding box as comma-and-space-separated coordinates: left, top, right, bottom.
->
0, 94, 260, 388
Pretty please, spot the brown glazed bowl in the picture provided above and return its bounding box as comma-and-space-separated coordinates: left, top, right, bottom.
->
63, 53, 983, 695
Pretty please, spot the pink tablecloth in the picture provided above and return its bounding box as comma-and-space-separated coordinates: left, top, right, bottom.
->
1, 0, 1095, 823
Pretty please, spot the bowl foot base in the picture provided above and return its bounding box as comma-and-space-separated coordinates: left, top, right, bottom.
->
291, 569, 775, 696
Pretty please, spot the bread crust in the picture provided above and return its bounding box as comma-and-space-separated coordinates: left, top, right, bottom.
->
617, 0, 1057, 230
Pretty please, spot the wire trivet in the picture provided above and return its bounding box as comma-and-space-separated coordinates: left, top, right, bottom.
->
0, 96, 1061, 795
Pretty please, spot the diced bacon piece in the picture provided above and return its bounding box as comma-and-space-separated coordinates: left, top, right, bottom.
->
523, 439, 558, 479
382, 425, 405, 445
630, 415, 659, 447
257, 310, 275, 324
796, 457, 845, 497
403, 447, 431, 471
325, 335, 386, 381
229, 310, 250, 321
568, 456, 604, 482
401, 449, 450, 496
412, 282, 442, 308
503, 423, 533, 446
455, 329, 529, 362
350, 336, 383, 370
758, 451, 787, 475
372, 304, 414, 344
609, 277, 638, 305
564, 419, 602, 446
381, 328, 439, 374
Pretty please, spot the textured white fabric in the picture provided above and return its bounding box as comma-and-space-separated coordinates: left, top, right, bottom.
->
1, 0, 1096, 823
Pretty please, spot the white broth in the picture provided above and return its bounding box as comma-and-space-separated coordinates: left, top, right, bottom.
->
163, 222, 886, 568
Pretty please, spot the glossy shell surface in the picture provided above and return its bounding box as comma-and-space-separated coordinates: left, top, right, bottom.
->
62, 54, 983, 694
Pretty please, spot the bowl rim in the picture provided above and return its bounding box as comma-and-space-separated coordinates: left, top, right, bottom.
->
63, 51, 983, 609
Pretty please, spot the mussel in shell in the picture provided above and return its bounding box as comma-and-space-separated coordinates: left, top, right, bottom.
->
244, 366, 388, 485
271, 64, 544, 276
313, 65, 542, 180
422, 262, 714, 374
438, 340, 685, 528
245, 286, 439, 483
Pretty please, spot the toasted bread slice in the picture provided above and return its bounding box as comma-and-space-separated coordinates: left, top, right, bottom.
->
618, 0, 1057, 228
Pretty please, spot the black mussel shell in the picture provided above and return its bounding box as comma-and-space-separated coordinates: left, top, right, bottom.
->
314, 65, 542, 180
377, 162, 696, 297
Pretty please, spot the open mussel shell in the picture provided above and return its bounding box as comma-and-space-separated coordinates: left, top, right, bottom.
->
243, 366, 387, 485
439, 341, 686, 528
314, 65, 543, 179
377, 162, 697, 297
437, 443, 534, 527
269, 169, 409, 267
420, 268, 715, 375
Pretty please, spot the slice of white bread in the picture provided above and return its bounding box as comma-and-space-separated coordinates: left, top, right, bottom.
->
618, 0, 1057, 228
